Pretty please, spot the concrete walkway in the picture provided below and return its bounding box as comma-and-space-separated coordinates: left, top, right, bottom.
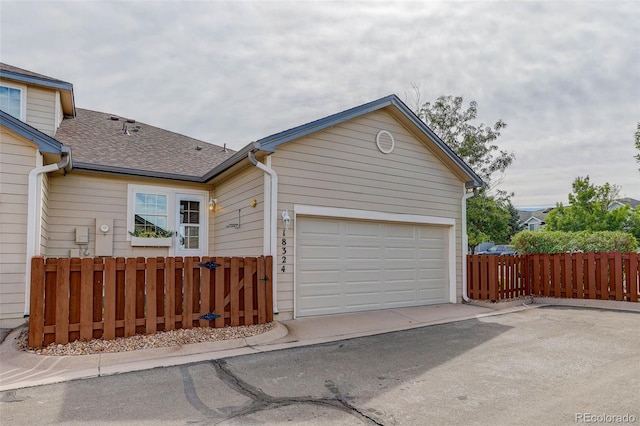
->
1, 298, 636, 392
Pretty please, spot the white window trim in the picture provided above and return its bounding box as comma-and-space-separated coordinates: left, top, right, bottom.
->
1, 81, 27, 121
127, 184, 209, 255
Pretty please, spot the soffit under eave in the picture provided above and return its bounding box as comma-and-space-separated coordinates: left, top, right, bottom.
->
60, 90, 75, 116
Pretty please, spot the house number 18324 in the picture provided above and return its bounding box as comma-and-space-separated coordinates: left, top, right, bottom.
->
281, 229, 287, 273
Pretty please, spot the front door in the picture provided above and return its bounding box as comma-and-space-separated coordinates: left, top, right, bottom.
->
175, 193, 206, 257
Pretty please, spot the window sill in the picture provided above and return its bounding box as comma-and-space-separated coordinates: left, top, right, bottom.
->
130, 237, 173, 247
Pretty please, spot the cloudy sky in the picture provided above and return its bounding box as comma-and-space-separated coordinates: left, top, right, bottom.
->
2, 1, 638, 208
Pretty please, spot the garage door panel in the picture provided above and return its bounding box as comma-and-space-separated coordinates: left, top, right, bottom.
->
297, 216, 449, 317
345, 221, 380, 237
385, 247, 416, 259
298, 270, 341, 284
385, 225, 415, 239
298, 282, 342, 298
345, 245, 382, 259
299, 217, 341, 234
345, 269, 380, 282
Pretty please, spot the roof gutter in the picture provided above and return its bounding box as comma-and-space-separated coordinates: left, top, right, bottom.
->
24, 147, 71, 317
248, 151, 279, 314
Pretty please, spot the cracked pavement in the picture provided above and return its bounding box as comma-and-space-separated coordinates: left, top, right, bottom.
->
1, 307, 639, 425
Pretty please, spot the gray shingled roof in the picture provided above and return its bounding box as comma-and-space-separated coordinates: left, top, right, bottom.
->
55, 108, 235, 180
518, 208, 553, 223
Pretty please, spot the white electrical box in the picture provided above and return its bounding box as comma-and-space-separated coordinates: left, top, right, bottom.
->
75, 227, 89, 244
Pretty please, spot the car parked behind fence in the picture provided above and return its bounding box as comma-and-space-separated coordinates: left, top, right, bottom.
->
477, 244, 516, 255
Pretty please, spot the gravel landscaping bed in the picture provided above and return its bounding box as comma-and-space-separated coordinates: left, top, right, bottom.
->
14, 322, 276, 356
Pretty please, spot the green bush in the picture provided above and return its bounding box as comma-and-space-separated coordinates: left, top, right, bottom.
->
511, 231, 638, 254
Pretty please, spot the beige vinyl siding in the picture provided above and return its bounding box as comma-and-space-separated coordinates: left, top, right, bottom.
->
47, 173, 213, 258
272, 109, 465, 315
26, 86, 57, 137
212, 165, 264, 256
0, 130, 37, 326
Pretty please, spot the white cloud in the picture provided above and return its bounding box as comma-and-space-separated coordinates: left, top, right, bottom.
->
1, 0, 638, 206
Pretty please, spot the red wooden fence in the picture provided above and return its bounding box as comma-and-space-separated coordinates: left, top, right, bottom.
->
467, 252, 640, 302
28, 256, 273, 348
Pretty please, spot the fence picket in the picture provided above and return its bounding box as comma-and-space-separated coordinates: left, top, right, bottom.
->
80, 258, 94, 341
184, 257, 194, 329
165, 257, 176, 331
124, 258, 137, 337
214, 257, 225, 328
266, 255, 274, 323
54, 259, 70, 344
103, 258, 116, 340
245, 257, 255, 325
230, 257, 240, 326
614, 252, 623, 301
586, 253, 596, 299
199, 257, 211, 328
146, 257, 157, 335
629, 253, 639, 302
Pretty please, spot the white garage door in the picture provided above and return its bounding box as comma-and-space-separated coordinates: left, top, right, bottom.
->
296, 216, 450, 317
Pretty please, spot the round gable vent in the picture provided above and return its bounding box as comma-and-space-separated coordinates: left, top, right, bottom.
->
376, 130, 395, 154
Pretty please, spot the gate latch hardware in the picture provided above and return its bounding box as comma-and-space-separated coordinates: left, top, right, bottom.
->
199, 261, 221, 270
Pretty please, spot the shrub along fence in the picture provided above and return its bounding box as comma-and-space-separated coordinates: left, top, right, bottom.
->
28, 256, 273, 348
467, 252, 639, 302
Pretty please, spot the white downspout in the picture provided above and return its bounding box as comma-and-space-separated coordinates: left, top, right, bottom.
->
24, 149, 71, 317
461, 186, 476, 303
248, 151, 279, 314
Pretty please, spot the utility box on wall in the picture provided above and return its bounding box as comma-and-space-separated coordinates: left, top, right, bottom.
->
95, 218, 114, 256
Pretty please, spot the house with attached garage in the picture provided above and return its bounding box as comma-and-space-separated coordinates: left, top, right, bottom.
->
0, 62, 483, 328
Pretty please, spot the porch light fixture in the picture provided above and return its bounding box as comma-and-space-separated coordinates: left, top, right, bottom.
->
209, 198, 217, 211
281, 210, 291, 230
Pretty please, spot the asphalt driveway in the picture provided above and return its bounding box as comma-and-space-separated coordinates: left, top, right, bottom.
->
1, 306, 638, 425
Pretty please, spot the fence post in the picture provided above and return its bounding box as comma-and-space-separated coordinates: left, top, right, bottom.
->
28, 257, 45, 348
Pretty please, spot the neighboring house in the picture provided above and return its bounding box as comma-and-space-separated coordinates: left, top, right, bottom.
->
0, 63, 483, 328
609, 197, 640, 211
518, 207, 554, 231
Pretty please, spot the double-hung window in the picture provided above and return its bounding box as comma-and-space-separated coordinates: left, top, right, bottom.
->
0, 82, 26, 121
133, 193, 170, 235
127, 185, 208, 256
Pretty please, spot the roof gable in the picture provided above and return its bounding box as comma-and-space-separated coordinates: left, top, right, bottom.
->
0, 63, 75, 116
0, 110, 62, 154
253, 95, 483, 188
